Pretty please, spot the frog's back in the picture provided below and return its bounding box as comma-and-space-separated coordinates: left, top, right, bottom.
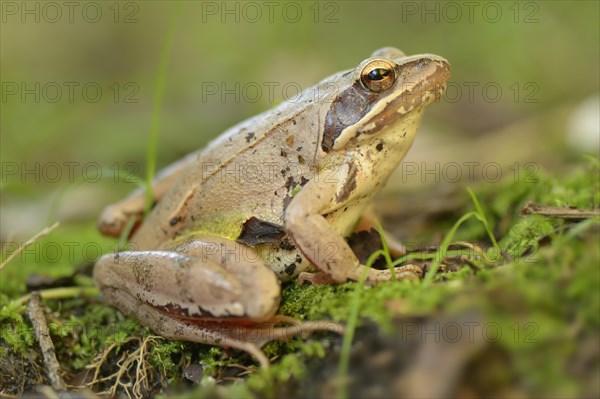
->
131, 80, 336, 250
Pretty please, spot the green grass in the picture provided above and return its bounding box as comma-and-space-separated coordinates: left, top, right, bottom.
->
144, 3, 183, 214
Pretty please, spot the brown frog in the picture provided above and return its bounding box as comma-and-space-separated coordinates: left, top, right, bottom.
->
94, 47, 450, 367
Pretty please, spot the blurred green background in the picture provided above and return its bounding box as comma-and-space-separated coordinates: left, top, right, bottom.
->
1, 0, 598, 238
1, 2, 599, 397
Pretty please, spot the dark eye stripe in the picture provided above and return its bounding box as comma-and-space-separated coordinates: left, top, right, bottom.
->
321, 81, 379, 152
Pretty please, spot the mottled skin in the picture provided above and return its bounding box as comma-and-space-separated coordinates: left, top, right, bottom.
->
94, 47, 450, 367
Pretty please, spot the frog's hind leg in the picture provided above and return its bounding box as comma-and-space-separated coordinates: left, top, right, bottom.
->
164, 237, 344, 346
94, 235, 343, 367
96, 285, 342, 368
97, 284, 273, 368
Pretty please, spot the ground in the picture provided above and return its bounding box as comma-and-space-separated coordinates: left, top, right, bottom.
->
1, 157, 598, 398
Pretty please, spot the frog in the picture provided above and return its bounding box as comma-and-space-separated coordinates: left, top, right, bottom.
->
94, 47, 450, 367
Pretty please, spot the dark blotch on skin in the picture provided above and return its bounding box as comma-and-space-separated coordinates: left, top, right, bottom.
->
282, 176, 296, 210
336, 161, 358, 202
170, 216, 182, 226
286, 135, 295, 147
284, 263, 296, 276
161, 302, 214, 318
283, 176, 309, 211
236, 217, 286, 247
279, 238, 296, 251
322, 81, 380, 152
376, 142, 384, 152
245, 132, 255, 143
285, 176, 296, 190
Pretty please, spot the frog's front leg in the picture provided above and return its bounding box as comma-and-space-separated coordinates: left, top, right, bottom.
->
285, 161, 421, 284
94, 235, 342, 367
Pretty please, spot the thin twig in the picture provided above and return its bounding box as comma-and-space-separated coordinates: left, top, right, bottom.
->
27, 292, 67, 391
521, 201, 600, 219
0, 222, 60, 271
16, 286, 100, 307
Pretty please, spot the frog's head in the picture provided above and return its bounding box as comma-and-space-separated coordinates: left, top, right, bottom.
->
321, 47, 450, 153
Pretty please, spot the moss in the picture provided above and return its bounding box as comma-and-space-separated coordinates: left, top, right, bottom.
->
0, 301, 34, 356
500, 215, 555, 257
1, 158, 598, 397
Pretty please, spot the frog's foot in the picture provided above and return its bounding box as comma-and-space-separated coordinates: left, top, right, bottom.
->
364, 264, 423, 283
94, 236, 344, 368
182, 316, 344, 367
97, 204, 142, 237
299, 265, 422, 285
98, 287, 271, 367
254, 315, 345, 341
98, 287, 342, 368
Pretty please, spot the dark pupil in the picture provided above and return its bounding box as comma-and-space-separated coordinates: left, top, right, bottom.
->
368, 68, 390, 81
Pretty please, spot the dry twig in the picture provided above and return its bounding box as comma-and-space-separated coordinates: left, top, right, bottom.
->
27, 292, 67, 391
521, 201, 600, 219
0, 222, 60, 271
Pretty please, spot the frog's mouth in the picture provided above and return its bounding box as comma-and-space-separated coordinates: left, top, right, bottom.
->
324, 56, 450, 152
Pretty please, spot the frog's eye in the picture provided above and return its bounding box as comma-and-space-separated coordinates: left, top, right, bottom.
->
360, 60, 396, 92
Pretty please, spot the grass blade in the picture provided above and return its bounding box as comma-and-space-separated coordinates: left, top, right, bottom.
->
144, 3, 183, 214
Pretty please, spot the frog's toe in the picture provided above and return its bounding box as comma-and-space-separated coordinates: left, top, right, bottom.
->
97, 207, 130, 237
